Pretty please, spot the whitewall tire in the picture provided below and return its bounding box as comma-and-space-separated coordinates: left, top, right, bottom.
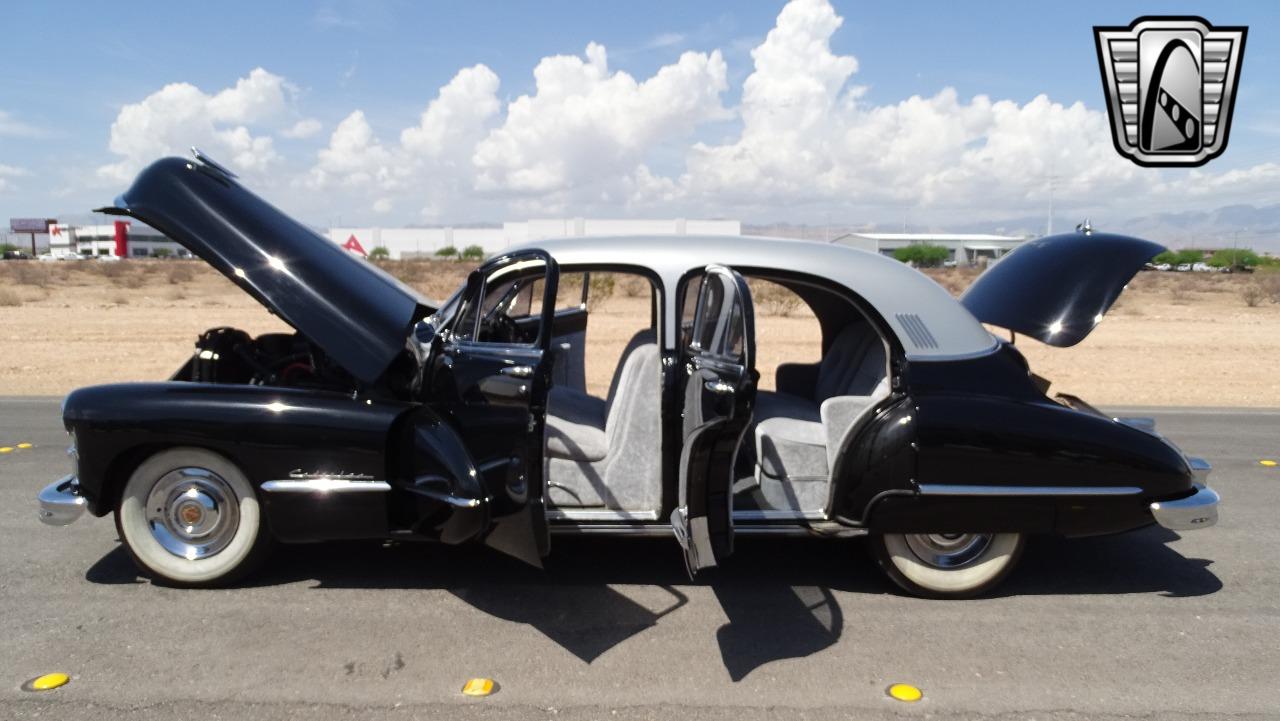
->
115, 447, 270, 587
871, 532, 1025, 599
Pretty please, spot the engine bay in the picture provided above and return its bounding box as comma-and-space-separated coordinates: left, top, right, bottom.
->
173, 326, 357, 392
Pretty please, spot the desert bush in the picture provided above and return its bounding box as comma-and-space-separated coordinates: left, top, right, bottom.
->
369, 246, 390, 260
435, 245, 458, 260
150, 248, 172, 259
111, 268, 148, 289
110, 292, 129, 306
618, 275, 650, 298
166, 287, 186, 301
585, 274, 616, 311
460, 245, 486, 261
0, 288, 22, 306
12, 262, 51, 287
751, 279, 803, 317
1169, 284, 1191, 304
167, 264, 196, 285
1242, 284, 1265, 307
1260, 272, 1280, 303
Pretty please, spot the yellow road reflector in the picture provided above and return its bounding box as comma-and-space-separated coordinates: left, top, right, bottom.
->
461, 678, 495, 696
24, 673, 70, 691
887, 683, 923, 703
1261, 459, 1277, 467
16, 442, 32, 449
0, 447, 12, 454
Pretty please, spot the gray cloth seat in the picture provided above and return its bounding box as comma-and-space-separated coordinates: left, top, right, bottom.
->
750, 322, 888, 511
544, 329, 662, 512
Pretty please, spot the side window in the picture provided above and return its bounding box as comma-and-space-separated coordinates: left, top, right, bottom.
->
694, 276, 725, 351
453, 262, 550, 345
555, 272, 588, 311
679, 276, 703, 350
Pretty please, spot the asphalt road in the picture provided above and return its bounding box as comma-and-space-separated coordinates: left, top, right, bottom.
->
1, 398, 1277, 720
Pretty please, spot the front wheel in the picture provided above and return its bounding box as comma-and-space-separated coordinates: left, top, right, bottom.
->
870, 532, 1025, 599
115, 447, 270, 587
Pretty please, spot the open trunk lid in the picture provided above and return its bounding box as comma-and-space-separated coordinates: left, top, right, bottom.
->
960, 232, 1165, 347
100, 154, 429, 384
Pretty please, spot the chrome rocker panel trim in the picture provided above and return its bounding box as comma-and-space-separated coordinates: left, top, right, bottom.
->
260, 479, 392, 493
1151, 483, 1220, 531
917, 484, 1144, 497
38, 475, 87, 526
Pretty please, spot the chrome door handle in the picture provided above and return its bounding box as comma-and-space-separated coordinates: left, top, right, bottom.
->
500, 365, 534, 378
704, 380, 735, 395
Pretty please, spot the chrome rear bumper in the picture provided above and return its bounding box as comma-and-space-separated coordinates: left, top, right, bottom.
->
37, 475, 86, 526
1151, 483, 1219, 531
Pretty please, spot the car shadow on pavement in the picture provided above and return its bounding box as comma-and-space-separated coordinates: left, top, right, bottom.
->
84, 528, 1219, 679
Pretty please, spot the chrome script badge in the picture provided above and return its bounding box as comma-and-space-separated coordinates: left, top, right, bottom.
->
1094, 16, 1246, 167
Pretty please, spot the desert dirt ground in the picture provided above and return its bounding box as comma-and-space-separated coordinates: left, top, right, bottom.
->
0, 259, 1277, 406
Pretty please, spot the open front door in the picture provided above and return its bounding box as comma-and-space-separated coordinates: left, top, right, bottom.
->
425, 249, 559, 566
673, 265, 756, 576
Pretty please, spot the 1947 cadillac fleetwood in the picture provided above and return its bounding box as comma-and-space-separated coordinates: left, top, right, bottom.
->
37, 152, 1219, 598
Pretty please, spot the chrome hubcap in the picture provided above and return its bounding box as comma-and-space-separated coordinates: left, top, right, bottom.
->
903, 533, 993, 569
145, 467, 239, 560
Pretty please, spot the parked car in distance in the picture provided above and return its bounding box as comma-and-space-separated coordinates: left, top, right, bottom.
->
2, 249, 32, 260
37, 152, 1220, 599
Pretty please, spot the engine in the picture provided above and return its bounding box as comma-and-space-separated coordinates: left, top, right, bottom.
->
172, 326, 356, 392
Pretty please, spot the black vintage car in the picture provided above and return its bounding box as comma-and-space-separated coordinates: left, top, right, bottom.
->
37, 153, 1218, 598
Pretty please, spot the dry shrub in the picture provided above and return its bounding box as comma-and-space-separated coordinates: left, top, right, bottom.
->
1259, 272, 1280, 304
1169, 284, 1191, 304
166, 287, 186, 301
751, 279, 803, 317
110, 292, 130, 306
0, 288, 22, 307
1242, 284, 1265, 308
586, 274, 616, 311
12, 262, 51, 287
618, 276, 650, 298
112, 270, 147, 289
167, 264, 196, 285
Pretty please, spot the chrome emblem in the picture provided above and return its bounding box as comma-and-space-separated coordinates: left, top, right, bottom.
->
1094, 16, 1247, 167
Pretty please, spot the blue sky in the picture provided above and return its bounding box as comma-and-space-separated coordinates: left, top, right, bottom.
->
2, 1, 1277, 230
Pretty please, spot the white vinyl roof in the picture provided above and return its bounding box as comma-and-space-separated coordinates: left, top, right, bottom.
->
507, 235, 997, 361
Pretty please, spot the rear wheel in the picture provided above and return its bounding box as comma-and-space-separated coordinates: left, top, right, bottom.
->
115, 447, 270, 587
870, 532, 1024, 599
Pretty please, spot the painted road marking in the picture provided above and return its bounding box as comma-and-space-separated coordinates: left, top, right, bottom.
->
887, 683, 923, 702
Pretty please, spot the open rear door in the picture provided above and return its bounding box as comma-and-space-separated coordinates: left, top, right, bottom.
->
672, 265, 757, 577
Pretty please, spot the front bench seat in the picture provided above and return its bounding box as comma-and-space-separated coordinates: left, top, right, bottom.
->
543, 329, 661, 512
751, 321, 888, 511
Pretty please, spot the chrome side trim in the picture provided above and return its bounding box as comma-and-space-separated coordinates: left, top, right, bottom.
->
550, 523, 673, 537
260, 479, 391, 493
917, 484, 1144, 497
1151, 484, 1219, 530
547, 509, 660, 522
733, 509, 828, 522
38, 475, 87, 526
548, 521, 865, 538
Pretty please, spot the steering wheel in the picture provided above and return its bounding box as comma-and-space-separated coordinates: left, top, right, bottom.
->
480, 310, 521, 344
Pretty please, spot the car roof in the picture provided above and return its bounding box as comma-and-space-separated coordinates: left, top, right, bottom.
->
506, 235, 996, 360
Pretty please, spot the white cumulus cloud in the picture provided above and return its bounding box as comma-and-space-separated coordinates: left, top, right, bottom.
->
97, 68, 293, 184
472, 42, 729, 195
281, 118, 323, 139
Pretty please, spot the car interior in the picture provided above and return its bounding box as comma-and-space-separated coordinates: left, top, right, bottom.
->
479, 267, 891, 520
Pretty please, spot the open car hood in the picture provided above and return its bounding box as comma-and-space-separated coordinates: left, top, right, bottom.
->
960, 232, 1165, 347
101, 155, 429, 384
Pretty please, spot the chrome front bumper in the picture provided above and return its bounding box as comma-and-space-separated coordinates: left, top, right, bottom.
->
1150, 482, 1219, 531
37, 475, 86, 526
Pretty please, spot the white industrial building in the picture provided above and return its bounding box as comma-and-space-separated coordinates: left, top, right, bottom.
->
47, 222, 187, 258
830, 232, 1027, 266
328, 218, 742, 259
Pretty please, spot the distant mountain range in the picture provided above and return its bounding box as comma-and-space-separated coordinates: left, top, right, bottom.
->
746, 203, 1280, 254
